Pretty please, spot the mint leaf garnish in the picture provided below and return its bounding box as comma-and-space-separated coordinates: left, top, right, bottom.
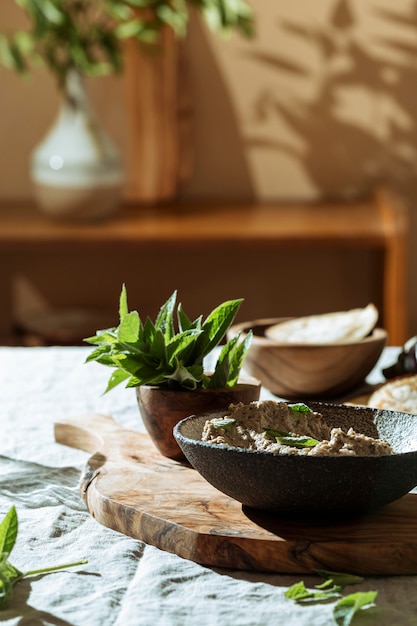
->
0, 506, 87, 609
265, 430, 320, 448
333, 591, 378, 626
212, 418, 236, 431
288, 403, 313, 413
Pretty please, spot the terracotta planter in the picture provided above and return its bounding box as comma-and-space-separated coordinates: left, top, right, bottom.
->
136, 376, 261, 460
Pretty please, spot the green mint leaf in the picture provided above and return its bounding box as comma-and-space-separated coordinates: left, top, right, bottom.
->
265, 430, 320, 449
163, 361, 203, 389
288, 403, 313, 413
285, 580, 310, 600
84, 330, 117, 346
212, 418, 236, 431
315, 570, 364, 589
226, 329, 253, 386
0, 506, 88, 610
195, 298, 243, 359
207, 348, 230, 389
166, 329, 203, 366
0, 559, 23, 607
143, 317, 156, 345
177, 304, 202, 333
117, 311, 140, 343
84, 342, 115, 363
207, 329, 252, 388
0, 507, 18, 557
148, 328, 168, 365
278, 435, 320, 448
0, 560, 22, 583
333, 591, 378, 626
0, 556, 23, 609
0, 557, 88, 610
0, 573, 13, 609
119, 283, 129, 321
285, 580, 341, 603
155, 291, 177, 341
103, 368, 131, 393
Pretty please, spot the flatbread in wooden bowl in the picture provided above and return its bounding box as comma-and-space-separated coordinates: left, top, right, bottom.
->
265, 304, 378, 344
228, 307, 386, 398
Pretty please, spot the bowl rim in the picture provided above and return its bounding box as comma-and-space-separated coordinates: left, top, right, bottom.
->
229, 317, 388, 348
173, 404, 417, 460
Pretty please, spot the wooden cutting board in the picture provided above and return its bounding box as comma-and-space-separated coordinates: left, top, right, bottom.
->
54, 414, 417, 576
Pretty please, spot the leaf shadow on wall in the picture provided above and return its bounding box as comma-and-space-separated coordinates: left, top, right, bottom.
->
245, 0, 417, 199
183, 14, 257, 200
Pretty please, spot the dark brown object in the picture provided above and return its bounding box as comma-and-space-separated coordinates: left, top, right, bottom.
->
136, 376, 261, 460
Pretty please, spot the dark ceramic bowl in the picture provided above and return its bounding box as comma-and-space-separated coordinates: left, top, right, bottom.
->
173, 402, 417, 515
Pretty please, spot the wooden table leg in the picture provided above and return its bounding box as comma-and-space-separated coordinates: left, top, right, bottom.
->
374, 187, 409, 346
0, 255, 16, 344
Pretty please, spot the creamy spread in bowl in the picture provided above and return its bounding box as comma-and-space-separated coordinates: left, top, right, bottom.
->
202, 400, 393, 456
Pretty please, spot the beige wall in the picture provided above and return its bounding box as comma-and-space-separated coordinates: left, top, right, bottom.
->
1, 0, 416, 340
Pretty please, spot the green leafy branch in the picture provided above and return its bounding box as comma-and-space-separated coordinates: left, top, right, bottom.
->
0, 0, 255, 89
0, 506, 87, 609
85, 284, 253, 391
285, 570, 378, 626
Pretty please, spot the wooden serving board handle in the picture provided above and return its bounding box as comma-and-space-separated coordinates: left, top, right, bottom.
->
55, 414, 417, 575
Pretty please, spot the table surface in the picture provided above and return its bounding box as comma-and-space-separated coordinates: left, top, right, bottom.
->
2, 345, 417, 626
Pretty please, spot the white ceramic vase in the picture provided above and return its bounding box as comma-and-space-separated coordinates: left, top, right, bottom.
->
30, 70, 124, 220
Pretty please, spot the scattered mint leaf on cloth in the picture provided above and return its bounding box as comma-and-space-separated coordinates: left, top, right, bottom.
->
285, 570, 378, 625
285, 580, 341, 602
334, 591, 378, 626
314, 570, 365, 588
0, 505, 87, 609
0, 505, 18, 555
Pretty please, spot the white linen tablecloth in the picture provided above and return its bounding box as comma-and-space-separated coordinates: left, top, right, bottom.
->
1, 345, 417, 626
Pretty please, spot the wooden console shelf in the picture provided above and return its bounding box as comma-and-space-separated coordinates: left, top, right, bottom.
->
0, 186, 408, 345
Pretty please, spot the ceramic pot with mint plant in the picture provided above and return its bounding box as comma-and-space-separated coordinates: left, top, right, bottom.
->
85, 285, 260, 460
0, 0, 254, 220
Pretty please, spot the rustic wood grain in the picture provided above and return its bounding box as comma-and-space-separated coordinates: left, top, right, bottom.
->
136, 377, 260, 460
123, 30, 192, 203
227, 320, 386, 399
54, 413, 417, 575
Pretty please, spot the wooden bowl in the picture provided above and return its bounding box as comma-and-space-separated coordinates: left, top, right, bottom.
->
174, 402, 417, 515
136, 375, 261, 460
228, 318, 387, 399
